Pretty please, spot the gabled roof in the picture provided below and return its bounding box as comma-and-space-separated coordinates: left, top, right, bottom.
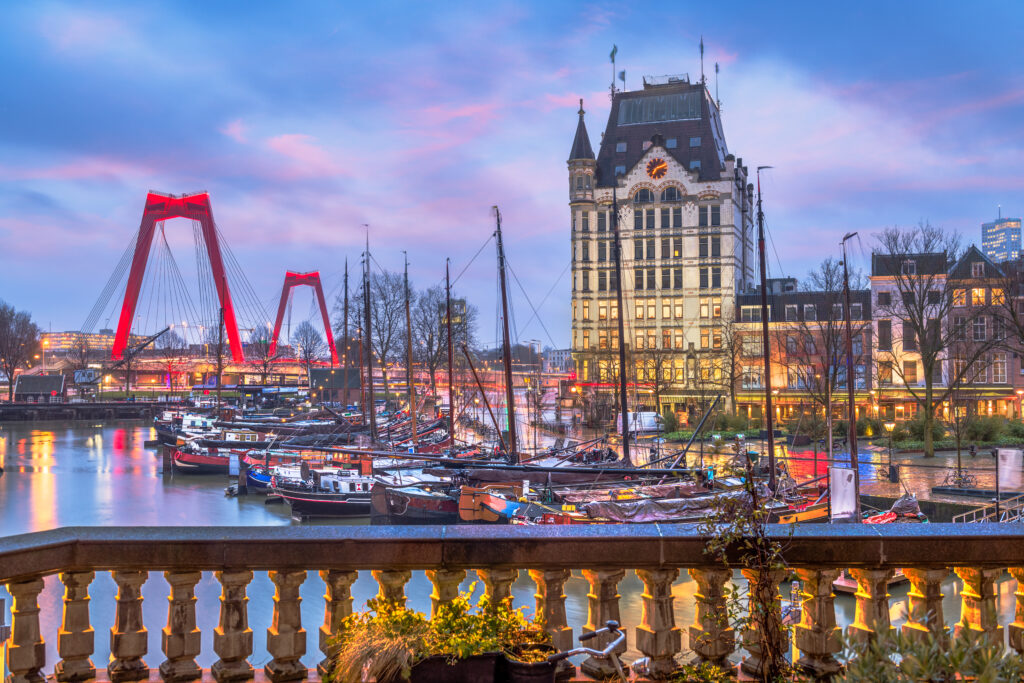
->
871, 252, 948, 277
948, 244, 1005, 280
568, 100, 594, 161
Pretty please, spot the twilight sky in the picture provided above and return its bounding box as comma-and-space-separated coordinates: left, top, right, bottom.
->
2, 1, 1022, 349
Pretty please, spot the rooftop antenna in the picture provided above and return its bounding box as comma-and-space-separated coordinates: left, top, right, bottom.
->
715, 62, 721, 108
999, 204, 1002, 219
699, 36, 705, 85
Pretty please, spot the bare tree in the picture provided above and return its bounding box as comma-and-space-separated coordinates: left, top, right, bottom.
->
155, 331, 187, 391
66, 334, 91, 373
719, 317, 745, 416
0, 301, 41, 401
357, 269, 405, 396
247, 328, 279, 386
636, 345, 675, 416
292, 321, 325, 387
873, 222, 991, 457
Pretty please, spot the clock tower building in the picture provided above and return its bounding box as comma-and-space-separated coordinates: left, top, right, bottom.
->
569, 76, 755, 423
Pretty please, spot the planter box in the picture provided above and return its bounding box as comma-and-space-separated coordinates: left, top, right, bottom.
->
410, 653, 502, 683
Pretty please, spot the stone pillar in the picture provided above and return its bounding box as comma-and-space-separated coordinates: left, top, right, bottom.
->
739, 568, 788, 678
480, 568, 518, 604
846, 569, 895, 645
159, 571, 202, 682
109, 570, 149, 683
529, 569, 573, 652
426, 569, 466, 617
902, 568, 948, 644
5, 577, 46, 683
792, 569, 841, 677
954, 567, 1004, 646
372, 570, 411, 607
55, 571, 96, 682
318, 569, 358, 678
264, 570, 307, 683
580, 569, 627, 679
635, 568, 681, 679
687, 568, 734, 668
212, 570, 254, 683
1008, 568, 1024, 654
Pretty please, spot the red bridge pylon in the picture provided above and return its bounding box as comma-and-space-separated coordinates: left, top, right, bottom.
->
112, 191, 245, 362
268, 271, 339, 365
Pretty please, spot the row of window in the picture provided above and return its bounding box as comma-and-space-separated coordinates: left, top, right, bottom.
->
616, 160, 700, 175
614, 137, 701, 154
577, 235, 717, 264
573, 204, 721, 232
575, 297, 720, 323
740, 303, 865, 322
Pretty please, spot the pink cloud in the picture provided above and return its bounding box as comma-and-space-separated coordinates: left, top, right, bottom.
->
265, 134, 346, 178
39, 9, 128, 52
415, 102, 499, 127
220, 119, 248, 143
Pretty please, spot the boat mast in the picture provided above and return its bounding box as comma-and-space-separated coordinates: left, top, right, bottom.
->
756, 166, 777, 492
611, 181, 632, 465
445, 259, 456, 445
363, 241, 378, 442
841, 232, 861, 518
342, 257, 348, 370
358, 327, 366, 428
493, 206, 519, 463
404, 252, 417, 448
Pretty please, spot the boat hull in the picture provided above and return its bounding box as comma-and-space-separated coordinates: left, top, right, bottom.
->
276, 488, 371, 518
371, 485, 459, 525
171, 449, 229, 474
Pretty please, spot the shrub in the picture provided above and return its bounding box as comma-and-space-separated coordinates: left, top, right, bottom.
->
661, 408, 679, 434
841, 629, 1024, 681
906, 412, 945, 442
857, 416, 883, 438
966, 415, 1006, 442
1009, 420, 1024, 439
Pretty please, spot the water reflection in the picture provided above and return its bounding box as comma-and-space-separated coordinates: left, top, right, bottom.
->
0, 421, 1015, 668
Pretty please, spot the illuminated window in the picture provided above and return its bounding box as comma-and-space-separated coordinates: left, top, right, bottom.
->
598, 304, 606, 321
971, 288, 985, 305
674, 299, 684, 318
598, 330, 608, 349
582, 331, 590, 350
993, 353, 1007, 383
701, 330, 710, 349
993, 288, 1006, 305
712, 298, 722, 317
662, 299, 670, 319
953, 289, 966, 306
700, 300, 710, 318
582, 301, 590, 320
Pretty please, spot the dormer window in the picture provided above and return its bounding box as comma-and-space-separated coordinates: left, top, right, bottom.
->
972, 262, 985, 278
660, 186, 681, 202
614, 165, 626, 176
902, 260, 916, 275
666, 138, 678, 149
689, 160, 701, 170
633, 189, 654, 204
615, 141, 627, 153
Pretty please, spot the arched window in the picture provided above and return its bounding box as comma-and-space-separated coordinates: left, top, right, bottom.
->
660, 186, 681, 202
575, 176, 584, 190
633, 189, 654, 204
585, 175, 592, 189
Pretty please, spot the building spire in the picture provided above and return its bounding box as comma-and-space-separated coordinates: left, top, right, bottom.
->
568, 99, 594, 161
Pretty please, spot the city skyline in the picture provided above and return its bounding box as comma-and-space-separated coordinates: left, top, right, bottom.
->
2, 1, 1022, 347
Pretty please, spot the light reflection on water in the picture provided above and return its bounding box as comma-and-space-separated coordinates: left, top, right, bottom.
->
0, 421, 1013, 669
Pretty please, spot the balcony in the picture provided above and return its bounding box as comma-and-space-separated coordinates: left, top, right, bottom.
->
2, 524, 1024, 681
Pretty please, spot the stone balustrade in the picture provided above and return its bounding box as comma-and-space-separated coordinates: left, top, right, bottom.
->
1, 524, 1023, 682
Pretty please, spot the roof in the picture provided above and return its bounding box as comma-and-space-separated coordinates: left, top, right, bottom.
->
568, 100, 594, 161
871, 253, 948, 277
594, 79, 728, 187
309, 367, 360, 390
947, 245, 1005, 280
736, 288, 871, 323
13, 374, 65, 395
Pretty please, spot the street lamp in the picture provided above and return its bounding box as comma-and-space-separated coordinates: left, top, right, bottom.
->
884, 421, 898, 483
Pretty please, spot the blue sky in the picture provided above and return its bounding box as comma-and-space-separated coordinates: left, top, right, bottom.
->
1, 1, 1022, 348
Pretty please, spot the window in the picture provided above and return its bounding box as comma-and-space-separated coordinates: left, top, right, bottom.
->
673, 237, 682, 257
575, 176, 583, 190
973, 317, 987, 341
712, 298, 722, 317
742, 338, 763, 356
699, 207, 708, 227
850, 303, 863, 320
877, 291, 891, 306
646, 209, 655, 231
598, 304, 606, 321
662, 300, 670, 319
673, 268, 682, 290
785, 305, 798, 321
993, 288, 1006, 305
582, 330, 590, 350
700, 330, 710, 349
742, 366, 763, 389
700, 300, 709, 318
786, 336, 799, 354
582, 300, 590, 320
660, 186, 681, 202
904, 361, 918, 385
993, 353, 1007, 383
902, 260, 916, 275
689, 136, 701, 147
581, 242, 589, 262
597, 212, 606, 232
634, 241, 643, 260
713, 330, 722, 349
598, 330, 608, 349
851, 334, 862, 356
674, 299, 684, 318
953, 289, 966, 306
661, 237, 669, 259
699, 236, 708, 258
711, 205, 721, 226
700, 268, 709, 289
646, 238, 655, 260
903, 322, 917, 351
615, 141, 627, 153
662, 329, 671, 349
879, 361, 893, 385
611, 302, 618, 319
740, 306, 761, 322
634, 189, 654, 204
972, 262, 985, 278
596, 270, 604, 292
672, 207, 682, 227
953, 315, 966, 341
927, 290, 940, 305
646, 268, 655, 291
711, 235, 721, 257
878, 319, 892, 350
634, 268, 644, 291
689, 160, 701, 170
615, 165, 625, 176
711, 267, 721, 288
902, 292, 915, 307
598, 241, 607, 262
832, 303, 843, 320
971, 288, 985, 306
994, 316, 1006, 340
804, 304, 816, 321
635, 298, 645, 320
804, 338, 816, 354
646, 299, 655, 319
666, 137, 677, 149
635, 334, 644, 350
581, 212, 589, 231
662, 268, 670, 289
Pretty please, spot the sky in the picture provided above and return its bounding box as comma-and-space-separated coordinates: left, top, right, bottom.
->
1, 1, 1023, 349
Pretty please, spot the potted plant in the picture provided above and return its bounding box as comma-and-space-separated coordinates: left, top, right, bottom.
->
327, 585, 555, 683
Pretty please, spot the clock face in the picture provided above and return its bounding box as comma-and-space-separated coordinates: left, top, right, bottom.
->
646, 157, 668, 179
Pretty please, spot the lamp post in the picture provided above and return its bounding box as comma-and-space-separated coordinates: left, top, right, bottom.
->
884, 421, 897, 483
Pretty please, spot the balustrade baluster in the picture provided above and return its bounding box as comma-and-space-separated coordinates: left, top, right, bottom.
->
635, 568, 681, 679
159, 571, 201, 682
739, 568, 787, 678
55, 571, 95, 682
580, 568, 627, 679
372, 569, 411, 607
846, 569, 895, 644
1009, 568, 1024, 654
792, 569, 841, 677
109, 570, 149, 683
318, 570, 358, 678
265, 570, 307, 683
902, 568, 948, 644
5, 577, 45, 683
211, 570, 253, 683
954, 567, 1003, 646
426, 569, 466, 616
529, 569, 573, 678
480, 568, 517, 604
687, 568, 733, 668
